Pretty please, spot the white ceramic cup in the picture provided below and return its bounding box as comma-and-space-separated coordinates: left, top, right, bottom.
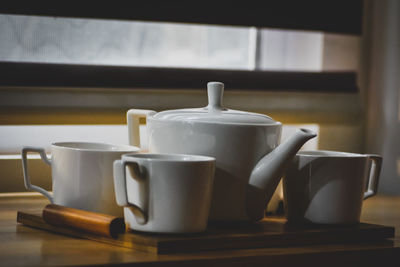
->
283, 150, 382, 224
113, 153, 216, 233
22, 142, 140, 216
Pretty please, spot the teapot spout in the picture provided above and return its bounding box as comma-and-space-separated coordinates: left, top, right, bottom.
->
248, 128, 317, 209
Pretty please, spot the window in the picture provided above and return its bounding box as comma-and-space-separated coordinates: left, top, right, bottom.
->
0, 14, 359, 91
0, 14, 251, 69
0, 2, 363, 193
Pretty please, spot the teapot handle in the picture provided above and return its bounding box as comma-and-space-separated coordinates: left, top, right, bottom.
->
363, 154, 382, 199
127, 109, 156, 148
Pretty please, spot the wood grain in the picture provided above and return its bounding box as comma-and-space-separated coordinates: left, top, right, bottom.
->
17, 210, 395, 254
1, 194, 400, 266
42, 204, 125, 239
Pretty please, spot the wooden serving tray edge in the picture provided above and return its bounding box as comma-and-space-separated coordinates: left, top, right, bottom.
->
17, 211, 157, 253
17, 211, 395, 254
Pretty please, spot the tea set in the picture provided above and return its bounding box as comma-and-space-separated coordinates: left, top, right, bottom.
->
21, 81, 382, 233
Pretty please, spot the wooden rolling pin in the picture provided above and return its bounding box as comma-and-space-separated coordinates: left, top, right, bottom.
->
42, 204, 125, 238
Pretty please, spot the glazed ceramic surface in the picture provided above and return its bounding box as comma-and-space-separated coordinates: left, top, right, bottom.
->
127, 82, 316, 222
113, 153, 215, 233
283, 150, 382, 224
22, 142, 139, 216
148, 118, 281, 221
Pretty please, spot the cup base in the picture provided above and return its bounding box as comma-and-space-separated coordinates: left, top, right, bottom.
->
126, 222, 207, 234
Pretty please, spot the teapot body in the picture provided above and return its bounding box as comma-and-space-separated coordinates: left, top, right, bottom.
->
126, 82, 316, 222
147, 117, 281, 221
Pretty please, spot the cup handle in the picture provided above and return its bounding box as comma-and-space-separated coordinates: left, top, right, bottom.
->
363, 154, 382, 199
127, 109, 156, 148
21, 146, 53, 202
113, 160, 147, 225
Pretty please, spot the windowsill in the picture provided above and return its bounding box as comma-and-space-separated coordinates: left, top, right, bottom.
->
0, 62, 358, 92
0, 192, 44, 198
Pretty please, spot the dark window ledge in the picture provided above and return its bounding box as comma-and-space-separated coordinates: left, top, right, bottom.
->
0, 62, 358, 93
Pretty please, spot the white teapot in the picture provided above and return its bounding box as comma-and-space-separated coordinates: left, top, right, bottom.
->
127, 82, 316, 222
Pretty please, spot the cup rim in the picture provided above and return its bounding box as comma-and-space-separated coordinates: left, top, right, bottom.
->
52, 142, 140, 153
122, 153, 216, 162
297, 150, 367, 158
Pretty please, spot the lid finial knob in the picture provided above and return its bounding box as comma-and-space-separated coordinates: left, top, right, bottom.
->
207, 82, 224, 111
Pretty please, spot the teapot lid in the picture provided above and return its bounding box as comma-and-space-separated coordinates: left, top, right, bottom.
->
152, 82, 278, 125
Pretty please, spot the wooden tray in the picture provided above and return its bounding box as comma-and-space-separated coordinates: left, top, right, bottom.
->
17, 211, 395, 254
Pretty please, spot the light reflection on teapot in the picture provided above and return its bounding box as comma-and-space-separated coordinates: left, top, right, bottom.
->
127, 82, 316, 222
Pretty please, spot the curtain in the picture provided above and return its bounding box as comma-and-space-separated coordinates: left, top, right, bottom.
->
367, 0, 400, 194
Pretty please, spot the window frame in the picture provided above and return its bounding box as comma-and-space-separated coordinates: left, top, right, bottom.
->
0, 0, 363, 34
0, 0, 363, 93
0, 62, 358, 92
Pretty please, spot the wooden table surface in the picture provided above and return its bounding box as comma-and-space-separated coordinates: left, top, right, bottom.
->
1, 194, 400, 267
